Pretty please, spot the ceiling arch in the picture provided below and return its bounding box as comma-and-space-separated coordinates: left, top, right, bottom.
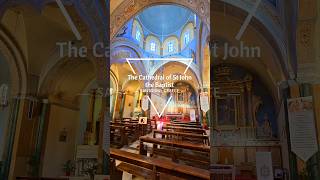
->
110, 0, 210, 39
39, 58, 95, 109
0, 27, 27, 95
152, 61, 201, 91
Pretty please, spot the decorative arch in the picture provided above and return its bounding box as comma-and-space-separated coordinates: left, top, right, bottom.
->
0, 25, 28, 180
111, 42, 146, 75
110, 70, 119, 119
0, 27, 27, 96
145, 35, 161, 55
150, 61, 202, 90
110, 70, 119, 93
180, 22, 194, 50
212, 1, 290, 80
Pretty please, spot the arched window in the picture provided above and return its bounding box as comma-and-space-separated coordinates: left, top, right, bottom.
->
145, 35, 161, 55
168, 41, 174, 53
135, 29, 141, 42
150, 42, 156, 52
184, 31, 190, 45
163, 36, 179, 56
181, 22, 194, 50
132, 19, 144, 47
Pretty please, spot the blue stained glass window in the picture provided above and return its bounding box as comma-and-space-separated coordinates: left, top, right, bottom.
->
150, 42, 156, 52
168, 41, 174, 53
136, 30, 141, 41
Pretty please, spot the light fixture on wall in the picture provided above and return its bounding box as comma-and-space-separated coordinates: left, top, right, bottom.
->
0, 84, 9, 109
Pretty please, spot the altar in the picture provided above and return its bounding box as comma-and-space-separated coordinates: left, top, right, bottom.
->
212, 65, 281, 174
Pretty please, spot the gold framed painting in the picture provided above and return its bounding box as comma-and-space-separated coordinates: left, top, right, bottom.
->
215, 96, 237, 129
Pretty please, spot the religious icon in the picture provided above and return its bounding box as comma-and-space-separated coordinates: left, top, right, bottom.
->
177, 92, 184, 101
257, 113, 272, 138
139, 117, 148, 124
216, 97, 236, 127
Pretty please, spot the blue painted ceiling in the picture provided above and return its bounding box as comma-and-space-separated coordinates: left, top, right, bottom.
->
137, 5, 193, 36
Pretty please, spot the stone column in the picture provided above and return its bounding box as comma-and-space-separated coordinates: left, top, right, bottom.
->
240, 87, 246, 126
197, 89, 203, 124
1, 97, 21, 180
119, 92, 126, 120
35, 99, 49, 175
246, 82, 253, 127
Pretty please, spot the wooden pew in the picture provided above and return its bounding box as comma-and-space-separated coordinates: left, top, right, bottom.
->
140, 136, 210, 153
110, 148, 210, 180
171, 120, 201, 125
111, 122, 140, 141
163, 126, 206, 135
139, 136, 210, 167
153, 130, 209, 145
16, 178, 68, 180
166, 123, 203, 129
171, 121, 201, 125
110, 125, 127, 146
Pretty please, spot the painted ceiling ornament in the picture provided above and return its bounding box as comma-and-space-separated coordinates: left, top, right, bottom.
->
125, 0, 136, 14
0, 84, 9, 108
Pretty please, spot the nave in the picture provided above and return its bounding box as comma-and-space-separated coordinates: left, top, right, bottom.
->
110, 118, 212, 180
0, 0, 319, 180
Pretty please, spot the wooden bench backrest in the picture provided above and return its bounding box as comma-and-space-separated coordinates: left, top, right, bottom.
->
167, 123, 203, 128
153, 130, 208, 139
140, 136, 210, 152
163, 126, 206, 134
110, 148, 210, 180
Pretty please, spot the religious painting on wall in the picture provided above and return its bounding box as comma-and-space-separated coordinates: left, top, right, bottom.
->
177, 92, 184, 102
213, 64, 278, 137
216, 96, 236, 128
256, 112, 272, 139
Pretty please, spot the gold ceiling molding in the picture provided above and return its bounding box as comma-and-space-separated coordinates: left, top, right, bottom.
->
110, 0, 210, 39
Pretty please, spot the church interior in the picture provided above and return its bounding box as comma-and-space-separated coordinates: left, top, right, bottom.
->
0, 0, 319, 180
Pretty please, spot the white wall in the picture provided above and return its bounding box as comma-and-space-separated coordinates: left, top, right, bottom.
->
42, 105, 79, 177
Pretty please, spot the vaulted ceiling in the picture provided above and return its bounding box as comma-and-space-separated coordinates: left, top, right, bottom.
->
137, 5, 193, 36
